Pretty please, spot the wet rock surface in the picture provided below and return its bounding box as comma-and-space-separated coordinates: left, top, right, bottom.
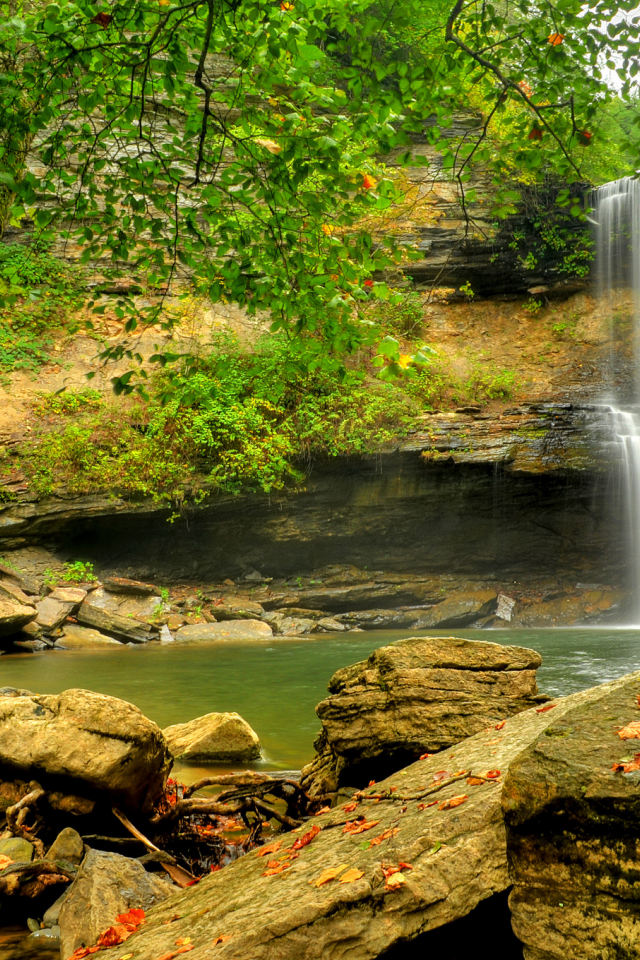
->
76, 597, 160, 643
59, 849, 173, 960
175, 620, 272, 641
163, 711, 261, 762
0, 689, 171, 811
0, 600, 35, 638
301, 636, 545, 794
98, 676, 635, 960
503, 672, 640, 960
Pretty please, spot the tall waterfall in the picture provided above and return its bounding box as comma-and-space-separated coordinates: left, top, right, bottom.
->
595, 177, 640, 620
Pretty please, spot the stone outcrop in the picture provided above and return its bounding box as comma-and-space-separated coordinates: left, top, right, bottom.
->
99, 676, 635, 960
301, 636, 544, 794
59, 849, 173, 960
163, 712, 261, 762
77, 596, 160, 643
213, 599, 265, 620
46, 828, 85, 865
0, 689, 171, 811
175, 620, 273, 641
0, 598, 36, 637
503, 672, 640, 960
58, 624, 122, 648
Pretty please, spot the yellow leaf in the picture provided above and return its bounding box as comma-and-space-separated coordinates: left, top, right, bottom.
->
118, 955, 133, 960
254, 138, 282, 155
339, 868, 364, 884
398, 354, 412, 370
386, 873, 406, 890
310, 865, 347, 887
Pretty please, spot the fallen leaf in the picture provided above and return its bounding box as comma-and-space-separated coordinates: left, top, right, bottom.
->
343, 801, 358, 813
617, 721, 640, 740
311, 865, 347, 887
428, 842, 442, 854
494, 720, 506, 730
256, 840, 282, 857
254, 138, 282, 154
175, 939, 191, 946
97, 925, 134, 948
612, 752, 640, 773
485, 770, 501, 780
439, 795, 467, 811
0, 855, 13, 870
292, 824, 321, 850
398, 862, 413, 870
116, 909, 145, 927
118, 955, 133, 960
548, 32, 564, 45
343, 819, 380, 835
177, 947, 194, 954
432, 771, 450, 782
370, 827, 399, 846
314, 806, 331, 816
213, 936, 232, 946
536, 704, 556, 713
262, 863, 290, 876
340, 868, 364, 883
368, 780, 376, 787
385, 872, 406, 890
467, 777, 485, 786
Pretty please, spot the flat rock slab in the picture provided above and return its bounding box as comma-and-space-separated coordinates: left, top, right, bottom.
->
175, 620, 272, 641
58, 625, 123, 649
163, 711, 261, 762
0, 688, 170, 811
0, 599, 36, 637
35, 597, 77, 632
103, 577, 158, 595
503, 671, 640, 960
77, 599, 160, 643
101, 676, 634, 960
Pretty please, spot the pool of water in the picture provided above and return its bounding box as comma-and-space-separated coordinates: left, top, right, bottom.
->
2, 627, 640, 776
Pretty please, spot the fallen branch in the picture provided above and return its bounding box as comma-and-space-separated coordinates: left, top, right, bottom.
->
112, 807, 196, 889
5, 781, 46, 856
0, 858, 77, 896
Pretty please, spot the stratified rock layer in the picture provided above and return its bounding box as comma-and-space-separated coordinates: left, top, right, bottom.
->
163, 712, 261, 762
99, 676, 636, 960
503, 672, 640, 960
302, 636, 544, 792
0, 689, 171, 811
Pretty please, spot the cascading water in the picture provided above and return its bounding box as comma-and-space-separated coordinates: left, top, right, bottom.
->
594, 177, 640, 620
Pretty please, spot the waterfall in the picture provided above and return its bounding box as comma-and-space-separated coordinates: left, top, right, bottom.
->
595, 177, 640, 620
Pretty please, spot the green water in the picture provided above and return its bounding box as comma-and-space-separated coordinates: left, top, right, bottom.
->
2, 628, 640, 775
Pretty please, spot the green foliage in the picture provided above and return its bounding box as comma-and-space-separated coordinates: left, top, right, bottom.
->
44, 560, 95, 587
467, 367, 518, 401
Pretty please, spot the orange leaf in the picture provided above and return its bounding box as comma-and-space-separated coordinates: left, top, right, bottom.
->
432, 771, 450, 782
419, 752, 433, 760
612, 752, 640, 773
536, 703, 556, 713
368, 780, 376, 787
370, 827, 399, 847
342, 801, 358, 813
494, 720, 506, 730
175, 939, 191, 946
339, 868, 364, 883
485, 770, 501, 780
385, 872, 406, 890
343, 819, 380, 835
548, 32, 564, 45
397, 862, 412, 870
262, 863, 290, 877
0, 855, 14, 870
617, 721, 640, 740
314, 806, 331, 816
362, 175, 376, 190
256, 840, 282, 857
116, 909, 145, 927
97, 925, 134, 947
280, 1, 294, 9
213, 935, 232, 946
439, 795, 467, 811
467, 777, 484, 786
311, 865, 347, 887
292, 824, 321, 850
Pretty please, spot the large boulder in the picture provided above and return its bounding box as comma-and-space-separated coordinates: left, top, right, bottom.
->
213, 599, 265, 621
58, 624, 123, 648
0, 598, 36, 637
503, 672, 640, 960
77, 597, 160, 643
175, 620, 272, 642
163, 712, 261, 762
98, 676, 636, 960
301, 635, 544, 794
0, 689, 171, 811
59, 849, 173, 960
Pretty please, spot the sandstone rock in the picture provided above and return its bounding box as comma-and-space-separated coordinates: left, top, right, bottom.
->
103, 577, 158, 595
0, 689, 171, 811
50, 586, 87, 604
262, 582, 440, 613
163, 712, 261, 762
410, 589, 498, 628
0, 599, 36, 637
263, 613, 315, 635
301, 635, 543, 793
0, 579, 35, 607
59, 849, 173, 960
214, 599, 265, 620
0, 836, 34, 862
58, 624, 123, 648
98, 677, 634, 960
316, 617, 347, 632
503, 672, 640, 960
46, 828, 84, 865
43, 889, 69, 928
77, 599, 160, 643
35, 597, 77, 633
335, 608, 433, 629
175, 620, 272, 642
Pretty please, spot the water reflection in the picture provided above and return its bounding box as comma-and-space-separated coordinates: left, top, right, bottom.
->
1, 628, 640, 774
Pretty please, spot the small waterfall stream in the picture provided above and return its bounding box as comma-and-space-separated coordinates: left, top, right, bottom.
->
595, 177, 640, 620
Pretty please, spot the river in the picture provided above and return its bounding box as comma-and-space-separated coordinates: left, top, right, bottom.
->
2, 627, 639, 780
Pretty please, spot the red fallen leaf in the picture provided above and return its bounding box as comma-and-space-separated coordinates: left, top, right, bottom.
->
91, 12, 112, 26
68, 949, 100, 960
116, 909, 145, 927
495, 720, 506, 730
548, 32, 564, 45
536, 704, 556, 713
213, 935, 232, 946
363, 279, 374, 288
528, 127, 543, 141
368, 780, 376, 786
485, 770, 501, 780
343, 801, 358, 813
439, 795, 467, 811
398, 862, 413, 870
292, 824, 321, 850
343, 819, 381, 835
612, 753, 640, 773
97, 924, 134, 947
419, 752, 433, 760
432, 771, 450, 782
185, 878, 200, 887
256, 840, 282, 857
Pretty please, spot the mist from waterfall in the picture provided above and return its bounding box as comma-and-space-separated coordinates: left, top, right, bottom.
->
595, 177, 640, 620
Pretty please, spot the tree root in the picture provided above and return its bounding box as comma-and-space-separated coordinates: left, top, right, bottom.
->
5, 781, 46, 857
